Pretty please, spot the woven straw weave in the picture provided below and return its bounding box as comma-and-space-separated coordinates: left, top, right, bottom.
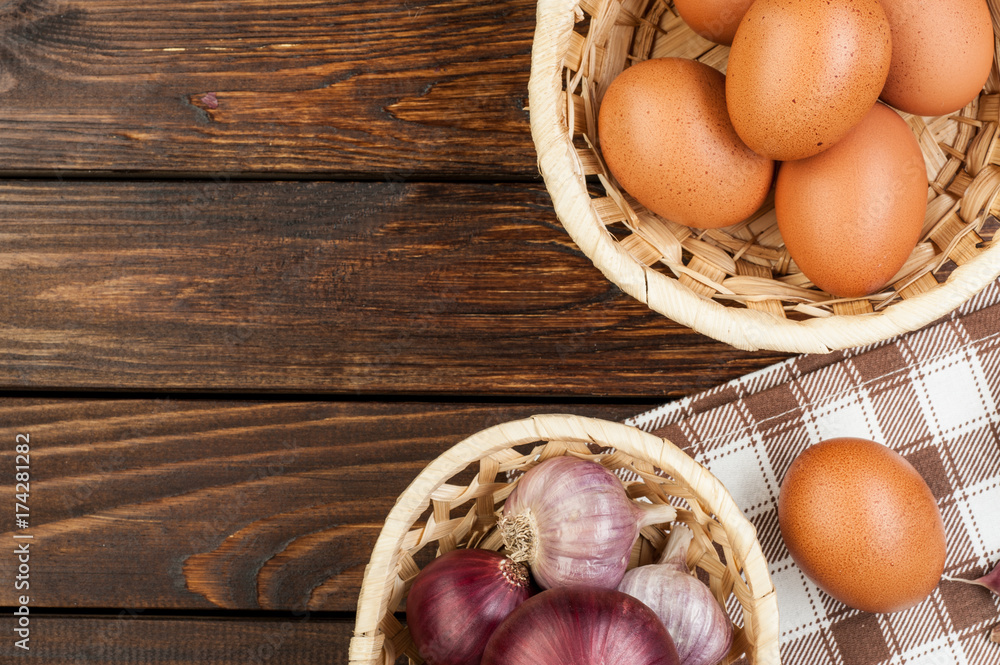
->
349, 414, 779, 665
529, 0, 1000, 353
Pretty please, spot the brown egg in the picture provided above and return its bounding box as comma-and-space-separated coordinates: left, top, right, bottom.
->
878, 0, 994, 116
598, 57, 774, 229
775, 103, 927, 297
673, 0, 755, 46
778, 438, 946, 614
726, 0, 892, 161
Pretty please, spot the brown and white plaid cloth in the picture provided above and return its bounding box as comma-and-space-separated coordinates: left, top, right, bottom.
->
628, 281, 1000, 665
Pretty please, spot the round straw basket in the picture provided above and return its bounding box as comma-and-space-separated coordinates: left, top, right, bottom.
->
348, 414, 779, 665
528, 0, 1000, 353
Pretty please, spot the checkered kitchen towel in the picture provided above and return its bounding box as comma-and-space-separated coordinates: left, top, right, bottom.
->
629, 281, 1000, 665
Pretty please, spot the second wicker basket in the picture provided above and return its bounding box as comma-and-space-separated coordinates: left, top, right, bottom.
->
529, 0, 1000, 352
348, 414, 780, 665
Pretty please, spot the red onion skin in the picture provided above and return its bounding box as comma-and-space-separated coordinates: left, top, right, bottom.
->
405, 549, 536, 665
503, 456, 676, 590
481, 586, 681, 665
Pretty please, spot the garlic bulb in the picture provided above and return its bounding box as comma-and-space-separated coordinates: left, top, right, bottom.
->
499, 456, 676, 590
618, 523, 733, 665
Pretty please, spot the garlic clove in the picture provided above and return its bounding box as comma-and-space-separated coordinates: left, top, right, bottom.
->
944, 560, 1000, 596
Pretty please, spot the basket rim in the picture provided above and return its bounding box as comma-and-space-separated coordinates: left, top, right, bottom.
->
349, 413, 780, 665
527, 0, 1000, 353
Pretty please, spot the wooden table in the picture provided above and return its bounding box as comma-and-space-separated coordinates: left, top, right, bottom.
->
0, 1, 792, 662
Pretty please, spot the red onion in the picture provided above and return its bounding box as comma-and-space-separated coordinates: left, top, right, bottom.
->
481, 586, 681, 665
500, 456, 676, 589
405, 548, 535, 665
617, 523, 733, 665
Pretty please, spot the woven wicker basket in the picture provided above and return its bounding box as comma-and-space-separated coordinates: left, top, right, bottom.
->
348, 414, 779, 665
529, 0, 1000, 353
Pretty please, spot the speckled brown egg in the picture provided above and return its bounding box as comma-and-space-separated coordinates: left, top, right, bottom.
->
778, 438, 946, 614
878, 0, 994, 116
598, 57, 774, 229
726, 0, 892, 161
673, 0, 756, 46
775, 103, 927, 298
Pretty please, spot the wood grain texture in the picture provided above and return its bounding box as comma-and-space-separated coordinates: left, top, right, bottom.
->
0, 613, 355, 664
0, 399, 644, 612
0, 179, 790, 396
0, 0, 535, 178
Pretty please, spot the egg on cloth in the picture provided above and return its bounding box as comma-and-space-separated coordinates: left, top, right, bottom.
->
597, 57, 774, 229
726, 0, 892, 161
877, 0, 994, 116
673, 0, 756, 46
778, 438, 946, 614
775, 102, 927, 298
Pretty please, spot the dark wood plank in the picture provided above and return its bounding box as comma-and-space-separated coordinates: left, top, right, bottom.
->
0, 613, 354, 664
0, 0, 535, 178
0, 399, 645, 611
0, 179, 789, 396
